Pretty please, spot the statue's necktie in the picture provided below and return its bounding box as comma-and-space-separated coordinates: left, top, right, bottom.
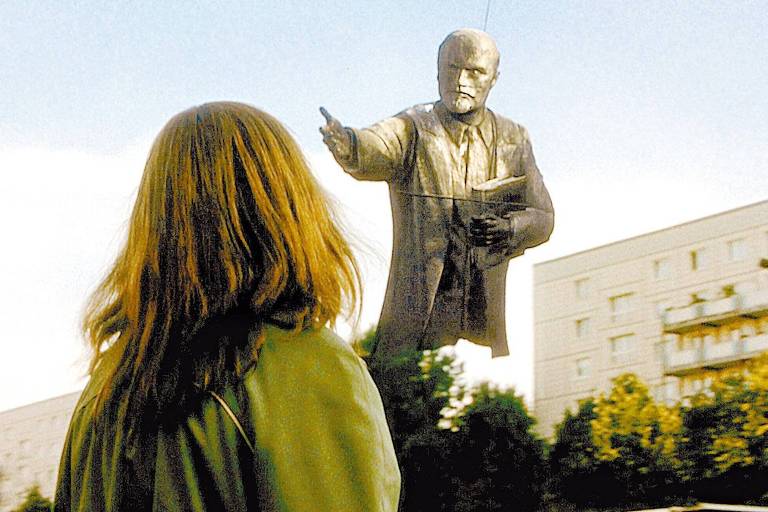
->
454, 127, 475, 227
460, 127, 472, 186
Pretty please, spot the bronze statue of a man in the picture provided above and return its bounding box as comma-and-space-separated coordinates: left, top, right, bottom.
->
321, 28, 554, 364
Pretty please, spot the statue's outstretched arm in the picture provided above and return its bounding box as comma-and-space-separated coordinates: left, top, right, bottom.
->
319, 107, 412, 182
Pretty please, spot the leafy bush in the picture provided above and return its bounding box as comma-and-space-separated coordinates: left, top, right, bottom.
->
11, 486, 52, 512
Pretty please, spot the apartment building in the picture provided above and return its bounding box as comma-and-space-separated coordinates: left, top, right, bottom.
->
533, 200, 768, 439
0, 392, 80, 509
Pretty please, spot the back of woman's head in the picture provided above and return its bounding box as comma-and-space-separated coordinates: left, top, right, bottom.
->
84, 102, 360, 432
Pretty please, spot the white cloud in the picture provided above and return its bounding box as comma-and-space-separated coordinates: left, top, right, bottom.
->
0, 142, 148, 411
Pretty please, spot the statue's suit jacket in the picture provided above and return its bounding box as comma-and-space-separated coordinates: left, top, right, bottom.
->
344, 102, 554, 360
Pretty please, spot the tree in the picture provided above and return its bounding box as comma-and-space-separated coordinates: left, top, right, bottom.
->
549, 374, 687, 510
351, 325, 377, 358
678, 354, 768, 504
591, 374, 680, 465
711, 354, 768, 474
549, 399, 606, 509
397, 380, 547, 511
366, 342, 548, 511
549, 362, 768, 508
589, 373, 684, 508
371, 347, 464, 454
11, 485, 52, 512
447, 383, 547, 511
368, 347, 465, 510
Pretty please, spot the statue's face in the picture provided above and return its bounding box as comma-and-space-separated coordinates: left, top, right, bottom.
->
438, 35, 499, 115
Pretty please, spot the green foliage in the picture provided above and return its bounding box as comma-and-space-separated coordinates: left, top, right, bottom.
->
549, 399, 604, 508
550, 375, 686, 510
448, 383, 547, 511
551, 359, 768, 508
359, 329, 768, 509
591, 374, 680, 465
351, 325, 377, 358
399, 381, 546, 511
590, 374, 682, 507
369, 346, 547, 511
677, 354, 768, 504
11, 485, 52, 512
372, 348, 463, 453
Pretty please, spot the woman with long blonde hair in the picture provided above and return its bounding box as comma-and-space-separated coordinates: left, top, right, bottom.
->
54, 102, 400, 511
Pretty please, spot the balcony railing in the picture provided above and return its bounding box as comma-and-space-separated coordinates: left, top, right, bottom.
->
663, 288, 767, 334
666, 348, 699, 368
742, 289, 768, 315
704, 339, 739, 360
744, 334, 768, 354
702, 295, 739, 316
664, 335, 768, 376
664, 304, 702, 326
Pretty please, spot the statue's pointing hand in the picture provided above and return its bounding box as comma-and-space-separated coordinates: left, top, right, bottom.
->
470, 213, 513, 247
319, 107, 353, 164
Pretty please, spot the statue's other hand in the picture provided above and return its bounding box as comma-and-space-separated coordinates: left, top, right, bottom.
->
469, 213, 512, 247
319, 107, 353, 162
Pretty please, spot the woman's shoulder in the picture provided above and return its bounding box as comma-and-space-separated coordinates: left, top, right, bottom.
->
260, 324, 360, 365
242, 324, 370, 396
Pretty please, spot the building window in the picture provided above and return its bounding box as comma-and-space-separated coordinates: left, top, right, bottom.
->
576, 357, 591, 378
727, 239, 747, 262
690, 247, 709, 271
611, 333, 636, 364
610, 293, 634, 322
575, 317, 591, 338
653, 258, 672, 279
575, 278, 590, 299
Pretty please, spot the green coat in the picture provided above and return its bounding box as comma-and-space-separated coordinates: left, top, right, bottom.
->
54, 325, 401, 511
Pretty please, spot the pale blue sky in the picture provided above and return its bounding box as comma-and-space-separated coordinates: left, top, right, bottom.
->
1, 1, 767, 411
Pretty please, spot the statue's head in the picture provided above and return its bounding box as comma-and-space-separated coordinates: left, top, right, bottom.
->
437, 29, 500, 116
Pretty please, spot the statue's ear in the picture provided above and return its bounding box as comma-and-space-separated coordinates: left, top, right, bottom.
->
491, 70, 500, 88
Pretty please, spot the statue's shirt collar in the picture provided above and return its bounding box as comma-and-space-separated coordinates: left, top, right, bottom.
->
434, 101, 494, 148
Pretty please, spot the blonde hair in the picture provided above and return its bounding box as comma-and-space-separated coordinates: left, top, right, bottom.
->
83, 102, 360, 435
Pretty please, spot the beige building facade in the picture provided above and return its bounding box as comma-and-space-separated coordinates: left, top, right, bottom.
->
533, 200, 768, 439
0, 392, 80, 509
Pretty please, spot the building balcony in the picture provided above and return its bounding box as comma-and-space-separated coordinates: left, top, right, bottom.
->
663, 289, 767, 334
742, 289, 768, 316
664, 335, 768, 376
666, 348, 700, 369
664, 304, 703, 327
704, 339, 739, 360
703, 295, 740, 316
744, 334, 768, 355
